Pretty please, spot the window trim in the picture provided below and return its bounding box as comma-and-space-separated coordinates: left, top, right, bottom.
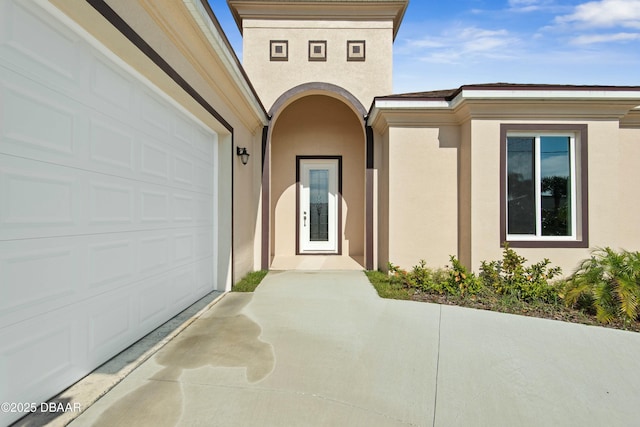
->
270, 40, 288, 61
308, 40, 327, 62
506, 132, 577, 241
347, 40, 366, 62
500, 124, 589, 248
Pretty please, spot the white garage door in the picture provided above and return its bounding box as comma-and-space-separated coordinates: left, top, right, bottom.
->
0, 0, 220, 422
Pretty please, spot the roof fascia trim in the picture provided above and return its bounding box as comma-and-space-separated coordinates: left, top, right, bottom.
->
368, 89, 640, 126
183, 0, 268, 124
228, 1, 408, 40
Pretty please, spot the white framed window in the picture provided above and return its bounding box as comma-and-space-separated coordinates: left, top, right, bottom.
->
500, 124, 589, 248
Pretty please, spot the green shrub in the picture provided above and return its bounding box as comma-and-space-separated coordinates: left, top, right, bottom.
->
388, 258, 481, 297
387, 262, 410, 286
447, 256, 482, 297
480, 243, 561, 303
407, 260, 448, 293
563, 248, 640, 325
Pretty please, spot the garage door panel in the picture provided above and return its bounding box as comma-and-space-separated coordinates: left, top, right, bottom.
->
87, 293, 133, 363
140, 188, 170, 223
136, 258, 212, 331
0, 245, 78, 315
138, 276, 171, 329
195, 256, 214, 293
139, 89, 173, 134
170, 265, 198, 309
0, 1, 221, 422
0, 155, 213, 240
195, 157, 216, 190
174, 114, 198, 147
0, 306, 84, 406
140, 140, 171, 181
0, 74, 80, 162
0, 156, 80, 232
90, 55, 135, 112
194, 127, 216, 159
0, 96, 215, 205
1, 53, 215, 194
0, 227, 214, 329
0, 246, 212, 401
139, 234, 170, 273
195, 194, 215, 225
0, 252, 215, 420
173, 153, 195, 186
89, 117, 135, 172
173, 192, 194, 222
195, 228, 214, 258
174, 232, 194, 264
88, 239, 135, 289
0, 0, 82, 89
140, 134, 215, 190
0, 258, 216, 406
89, 180, 135, 225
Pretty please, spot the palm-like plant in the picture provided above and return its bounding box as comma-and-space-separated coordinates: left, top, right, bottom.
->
564, 248, 640, 325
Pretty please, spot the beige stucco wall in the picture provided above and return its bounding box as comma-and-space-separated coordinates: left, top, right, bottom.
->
233, 130, 265, 276
467, 119, 634, 275
618, 125, 640, 252
466, 120, 503, 269
458, 120, 472, 268
376, 127, 390, 270
243, 20, 393, 110
382, 126, 459, 269
270, 95, 365, 260
374, 104, 640, 275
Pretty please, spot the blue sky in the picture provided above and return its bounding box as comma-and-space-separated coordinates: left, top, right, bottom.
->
207, 0, 640, 94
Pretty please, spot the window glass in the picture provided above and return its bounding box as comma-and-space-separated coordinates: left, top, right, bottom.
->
507, 134, 574, 238
501, 124, 587, 247
540, 136, 571, 236
309, 169, 329, 241
507, 137, 535, 234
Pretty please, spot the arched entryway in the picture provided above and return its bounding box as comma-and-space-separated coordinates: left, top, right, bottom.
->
262, 83, 369, 269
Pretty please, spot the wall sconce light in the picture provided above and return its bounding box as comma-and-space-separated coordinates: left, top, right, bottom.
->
236, 147, 250, 165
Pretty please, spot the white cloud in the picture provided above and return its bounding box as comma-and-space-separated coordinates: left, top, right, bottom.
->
459, 28, 513, 51
402, 26, 520, 64
408, 38, 446, 49
556, 0, 640, 28
391, 0, 640, 92
571, 31, 640, 44
541, 154, 570, 178
508, 0, 556, 12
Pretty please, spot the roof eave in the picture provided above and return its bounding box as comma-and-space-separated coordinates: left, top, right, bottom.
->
186, 0, 269, 124
368, 88, 640, 127
227, 0, 409, 40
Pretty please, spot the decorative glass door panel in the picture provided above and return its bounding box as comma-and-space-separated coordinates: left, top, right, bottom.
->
299, 159, 338, 253
309, 170, 329, 241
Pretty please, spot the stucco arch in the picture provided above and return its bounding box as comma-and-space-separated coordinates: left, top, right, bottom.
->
262, 83, 370, 270
268, 82, 368, 123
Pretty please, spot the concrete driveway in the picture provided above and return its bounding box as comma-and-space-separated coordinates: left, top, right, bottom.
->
70, 270, 640, 426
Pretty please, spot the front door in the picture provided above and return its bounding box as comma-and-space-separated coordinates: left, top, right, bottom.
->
298, 158, 340, 254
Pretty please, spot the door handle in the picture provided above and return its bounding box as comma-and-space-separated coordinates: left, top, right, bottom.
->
303, 211, 307, 227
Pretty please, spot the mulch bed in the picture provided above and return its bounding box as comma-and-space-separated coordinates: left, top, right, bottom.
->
410, 291, 640, 333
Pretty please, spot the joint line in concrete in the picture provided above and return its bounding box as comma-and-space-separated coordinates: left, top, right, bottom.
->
432, 305, 443, 427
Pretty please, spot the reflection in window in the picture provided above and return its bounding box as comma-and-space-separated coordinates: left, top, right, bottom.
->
507, 137, 535, 234
507, 135, 574, 238
540, 137, 571, 236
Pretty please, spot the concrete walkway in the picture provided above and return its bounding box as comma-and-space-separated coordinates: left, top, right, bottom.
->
69, 270, 640, 426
